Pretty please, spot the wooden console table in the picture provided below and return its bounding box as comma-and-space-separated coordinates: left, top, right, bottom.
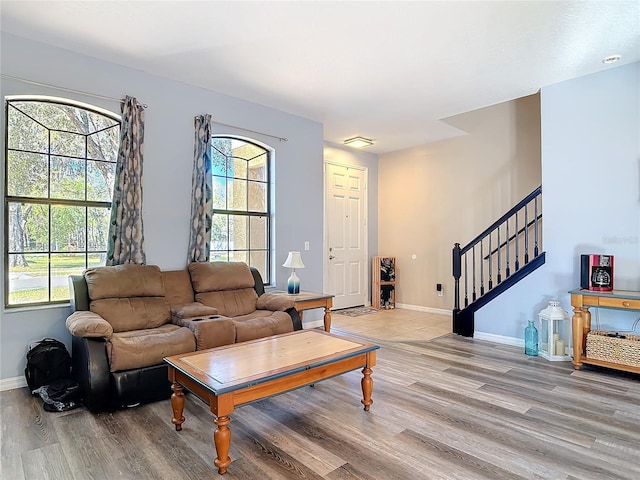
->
569, 288, 640, 374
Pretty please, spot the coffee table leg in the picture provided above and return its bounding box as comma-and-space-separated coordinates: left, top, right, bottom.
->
361, 366, 373, 411
214, 415, 232, 474
171, 382, 185, 431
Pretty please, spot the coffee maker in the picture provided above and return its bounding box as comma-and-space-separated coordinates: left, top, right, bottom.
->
580, 254, 614, 291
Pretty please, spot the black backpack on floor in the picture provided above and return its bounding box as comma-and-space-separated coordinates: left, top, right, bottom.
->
25, 338, 72, 394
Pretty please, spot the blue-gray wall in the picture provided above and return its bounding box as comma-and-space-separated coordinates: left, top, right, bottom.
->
476, 62, 640, 342
0, 32, 325, 383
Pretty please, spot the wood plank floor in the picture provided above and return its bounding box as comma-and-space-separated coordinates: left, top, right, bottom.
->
2, 309, 639, 479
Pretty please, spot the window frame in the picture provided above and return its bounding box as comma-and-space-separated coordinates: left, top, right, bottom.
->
3, 96, 121, 308
210, 136, 273, 285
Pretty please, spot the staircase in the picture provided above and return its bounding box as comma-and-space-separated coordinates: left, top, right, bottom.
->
452, 186, 545, 336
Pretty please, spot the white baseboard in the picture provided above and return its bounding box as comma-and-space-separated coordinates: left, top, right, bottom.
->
0, 332, 522, 392
395, 303, 452, 317
474, 331, 524, 347
303, 320, 324, 329
1, 376, 27, 392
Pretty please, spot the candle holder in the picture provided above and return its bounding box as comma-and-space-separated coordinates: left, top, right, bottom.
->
538, 301, 571, 361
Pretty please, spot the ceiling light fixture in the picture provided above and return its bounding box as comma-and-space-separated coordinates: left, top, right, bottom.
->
343, 136, 373, 148
602, 54, 621, 64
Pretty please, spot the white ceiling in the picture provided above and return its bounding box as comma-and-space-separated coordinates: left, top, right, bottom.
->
2, 1, 639, 154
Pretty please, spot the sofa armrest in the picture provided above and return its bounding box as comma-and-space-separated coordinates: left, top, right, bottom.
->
174, 315, 235, 350
256, 293, 295, 311
66, 311, 113, 338
287, 307, 303, 331
171, 302, 218, 322
71, 335, 112, 412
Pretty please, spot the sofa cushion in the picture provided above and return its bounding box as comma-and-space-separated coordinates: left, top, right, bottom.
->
233, 311, 294, 342
196, 288, 258, 317
91, 297, 171, 333
162, 269, 195, 307
106, 324, 195, 372
188, 262, 255, 293
173, 316, 235, 350
85, 264, 165, 300
66, 311, 114, 338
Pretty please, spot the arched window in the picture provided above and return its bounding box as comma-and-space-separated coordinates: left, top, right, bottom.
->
4, 97, 120, 307
211, 137, 272, 284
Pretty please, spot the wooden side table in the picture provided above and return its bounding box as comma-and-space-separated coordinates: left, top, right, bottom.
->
569, 288, 640, 374
271, 291, 334, 332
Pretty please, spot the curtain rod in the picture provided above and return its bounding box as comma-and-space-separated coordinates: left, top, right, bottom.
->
1, 74, 148, 108
211, 119, 288, 142
3, 74, 287, 141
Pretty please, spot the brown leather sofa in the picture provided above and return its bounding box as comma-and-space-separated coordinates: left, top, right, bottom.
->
66, 262, 301, 412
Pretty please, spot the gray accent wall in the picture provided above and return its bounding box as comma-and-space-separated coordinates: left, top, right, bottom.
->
0, 32, 324, 382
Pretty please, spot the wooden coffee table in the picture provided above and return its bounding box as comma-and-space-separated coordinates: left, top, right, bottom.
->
164, 330, 379, 475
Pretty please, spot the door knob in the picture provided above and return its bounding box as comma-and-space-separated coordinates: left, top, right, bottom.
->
329, 255, 335, 260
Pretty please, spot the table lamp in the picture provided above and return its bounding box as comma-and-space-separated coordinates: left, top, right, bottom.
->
282, 251, 305, 294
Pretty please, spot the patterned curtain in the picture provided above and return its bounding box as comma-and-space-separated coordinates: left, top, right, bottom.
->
106, 96, 146, 265
186, 114, 213, 263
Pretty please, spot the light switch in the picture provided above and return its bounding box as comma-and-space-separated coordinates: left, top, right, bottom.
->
304, 241, 310, 251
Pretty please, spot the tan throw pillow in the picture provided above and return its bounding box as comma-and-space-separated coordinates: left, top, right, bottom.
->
66, 311, 113, 338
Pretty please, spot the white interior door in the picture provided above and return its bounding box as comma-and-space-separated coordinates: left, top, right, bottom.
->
325, 163, 367, 309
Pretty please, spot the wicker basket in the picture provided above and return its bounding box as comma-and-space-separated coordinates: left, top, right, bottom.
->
586, 330, 640, 367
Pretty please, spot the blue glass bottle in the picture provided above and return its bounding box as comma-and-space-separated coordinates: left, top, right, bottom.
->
525, 320, 538, 356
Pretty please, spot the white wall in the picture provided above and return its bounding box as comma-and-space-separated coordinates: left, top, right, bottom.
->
475, 62, 640, 341
0, 33, 325, 383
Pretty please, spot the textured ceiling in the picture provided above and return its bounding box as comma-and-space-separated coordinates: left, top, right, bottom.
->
2, 1, 639, 154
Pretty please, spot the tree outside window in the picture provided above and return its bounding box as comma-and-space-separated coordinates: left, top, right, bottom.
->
211, 137, 271, 284
4, 98, 120, 307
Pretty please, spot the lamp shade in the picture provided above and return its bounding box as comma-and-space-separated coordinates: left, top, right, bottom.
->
282, 251, 305, 269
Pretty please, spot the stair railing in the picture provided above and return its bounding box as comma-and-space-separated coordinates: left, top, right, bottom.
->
453, 186, 542, 313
